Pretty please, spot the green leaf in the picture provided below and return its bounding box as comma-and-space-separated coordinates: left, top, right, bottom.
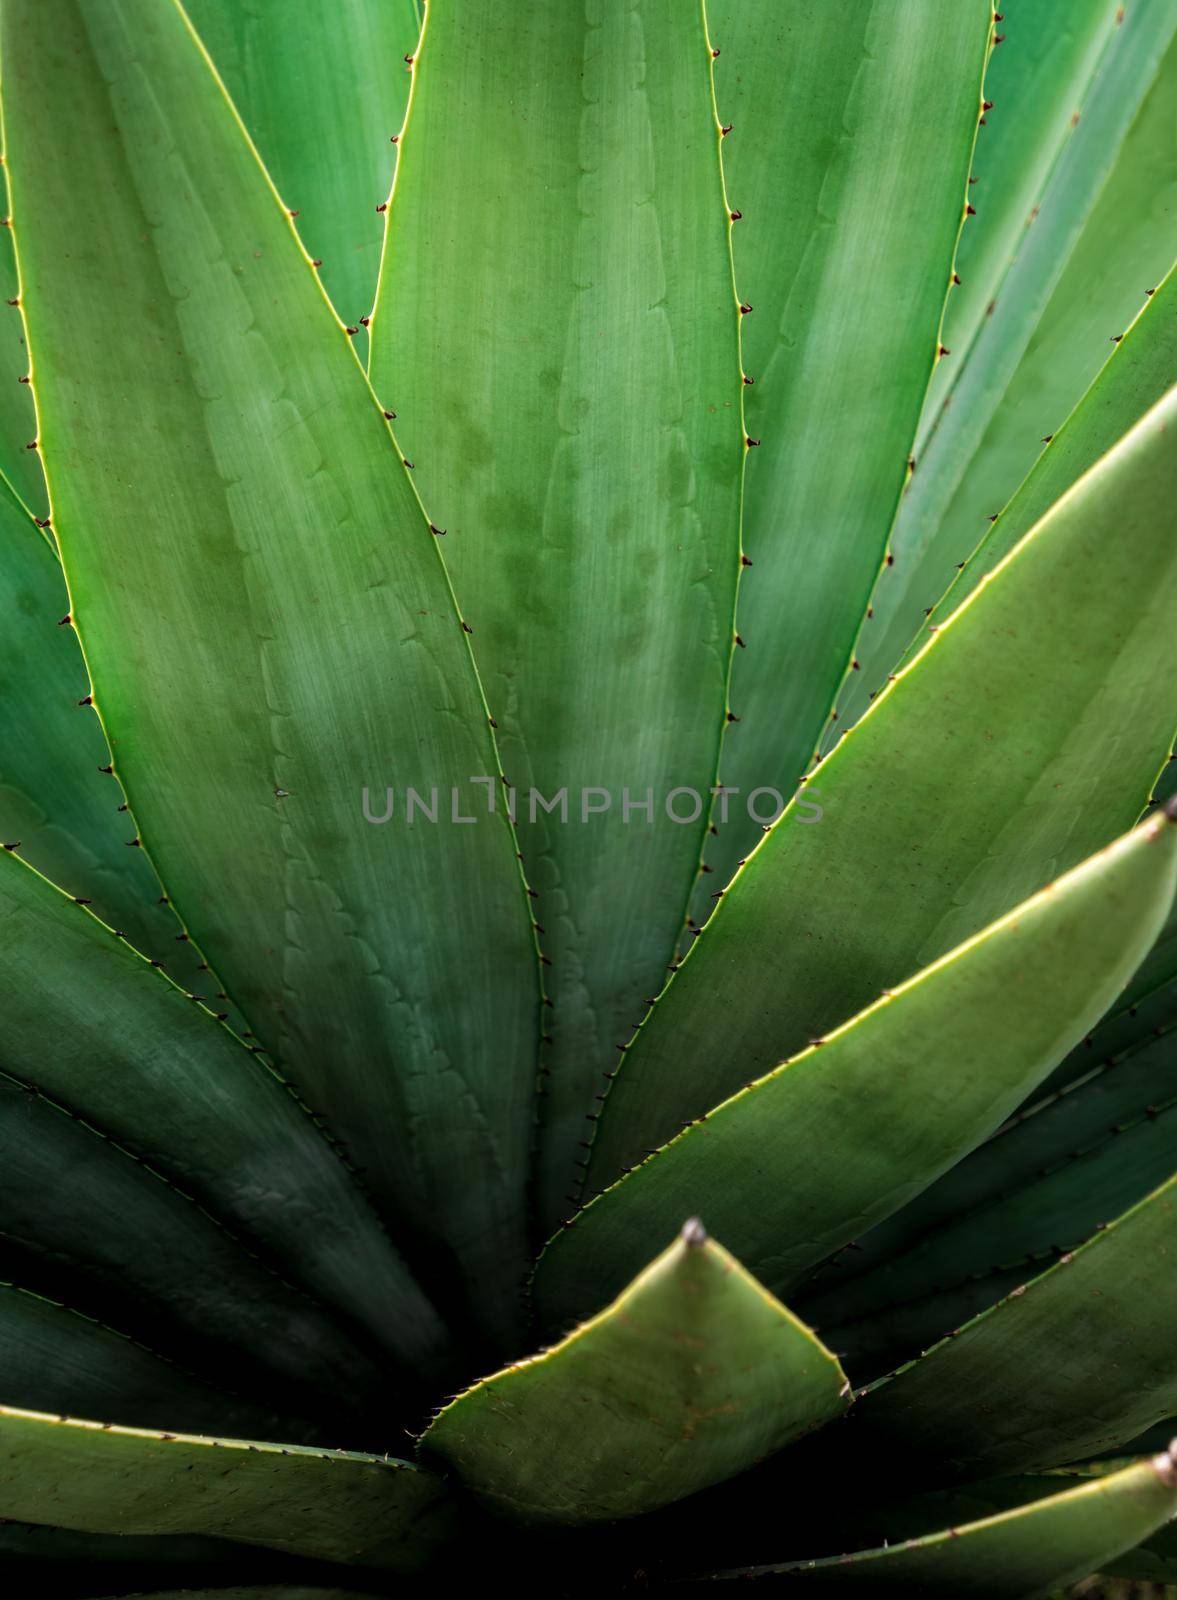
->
0, 1282, 290, 1440
0, 488, 210, 987
0, 1064, 403, 1431
0, 1406, 452, 1571
422, 1221, 847, 1526
0, 848, 448, 1387
704, 1450, 1177, 1597
587, 381, 1177, 1188
535, 807, 1177, 1328
905, 259, 1177, 672
696, 0, 992, 898
837, 2, 1177, 733
182, 0, 420, 338
0, 0, 539, 1341
366, 0, 744, 1232
801, 990, 1177, 1381
0, 167, 45, 518
846, 1167, 1177, 1478
919, 0, 1118, 439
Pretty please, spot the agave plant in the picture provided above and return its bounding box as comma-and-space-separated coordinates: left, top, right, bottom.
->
0, 0, 1174, 1594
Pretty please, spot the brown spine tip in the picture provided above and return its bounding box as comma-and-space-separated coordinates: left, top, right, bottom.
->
58, 614, 71, 626
2, 842, 19, 851
739, 302, 753, 315
740, 554, 753, 566
383, 409, 397, 420
681, 1217, 707, 1248
376, 203, 388, 213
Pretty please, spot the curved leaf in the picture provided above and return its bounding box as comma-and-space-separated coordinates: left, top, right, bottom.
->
838, 2, 1177, 732
0, 1406, 451, 1572
182, 0, 420, 335
536, 807, 1177, 1327
367, 0, 744, 1231
423, 1222, 847, 1526
588, 383, 1177, 1187
705, 1450, 1177, 1597
697, 0, 992, 897
0, 0, 539, 1341
0, 1283, 288, 1440
846, 1168, 1177, 1478
0, 848, 448, 1385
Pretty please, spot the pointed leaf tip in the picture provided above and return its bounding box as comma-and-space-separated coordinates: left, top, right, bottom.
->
682, 1216, 708, 1247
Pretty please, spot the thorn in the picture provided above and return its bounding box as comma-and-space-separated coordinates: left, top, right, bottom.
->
1, 842, 18, 851
390, 133, 399, 143
739, 302, 753, 315
376, 203, 388, 213
98, 764, 113, 775
1042, 434, 1053, 444
345, 326, 359, 336
126, 837, 141, 847
701, 862, 714, 873
73, 897, 91, 906
742, 374, 754, 385
720, 124, 732, 136
25, 439, 37, 450
735, 633, 746, 648
993, 33, 1005, 45
311, 258, 322, 268
403, 458, 414, 468
461, 621, 473, 634
965, 205, 976, 217
711, 46, 720, 57
1111, 333, 1123, 343
429, 524, 446, 536
952, 273, 961, 285
983, 101, 994, 111
681, 1217, 707, 1247
726, 710, 740, 722
34, 517, 50, 528
17, 374, 29, 383
289, 209, 300, 218
740, 554, 753, 566
383, 409, 397, 419
939, 344, 951, 356
730, 209, 742, 221
5, 298, 17, 307
58, 614, 71, 626
359, 316, 371, 328
851, 658, 860, 670
745, 436, 760, 447
78, 695, 92, 707
175, 933, 190, 942
885, 552, 894, 566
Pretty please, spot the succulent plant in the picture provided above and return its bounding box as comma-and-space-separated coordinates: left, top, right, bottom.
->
0, 0, 1174, 1594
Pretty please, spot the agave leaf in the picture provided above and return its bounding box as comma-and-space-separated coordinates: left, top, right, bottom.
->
366, 0, 744, 1231
695, 0, 992, 898
837, 2, 1177, 732
801, 1014, 1177, 1382
0, 1064, 403, 1431
421, 1221, 847, 1526
0, 848, 448, 1384
0, 0, 539, 1340
535, 807, 1177, 1327
904, 258, 1177, 667
0, 484, 212, 990
844, 1164, 1177, 1478
703, 1450, 1177, 1597
0, 1283, 292, 1441
919, 0, 1120, 439
0, 1407, 452, 1571
182, 0, 420, 338
0, 166, 44, 517
587, 383, 1177, 1187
